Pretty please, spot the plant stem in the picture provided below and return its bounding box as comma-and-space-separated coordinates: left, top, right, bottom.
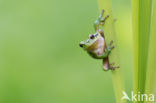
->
97, 0, 125, 103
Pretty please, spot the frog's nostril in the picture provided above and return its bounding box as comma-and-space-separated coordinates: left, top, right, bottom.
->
79, 43, 83, 47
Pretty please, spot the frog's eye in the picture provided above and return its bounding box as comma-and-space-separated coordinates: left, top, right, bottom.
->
89, 34, 95, 39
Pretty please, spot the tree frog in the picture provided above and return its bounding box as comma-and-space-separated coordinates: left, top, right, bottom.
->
79, 9, 119, 71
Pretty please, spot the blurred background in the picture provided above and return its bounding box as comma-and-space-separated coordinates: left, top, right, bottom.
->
0, 0, 132, 103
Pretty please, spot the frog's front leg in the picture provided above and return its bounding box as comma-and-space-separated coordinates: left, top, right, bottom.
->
107, 40, 114, 51
94, 9, 110, 31
100, 40, 115, 58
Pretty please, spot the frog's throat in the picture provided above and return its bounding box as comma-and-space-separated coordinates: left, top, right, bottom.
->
85, 40, 99, 51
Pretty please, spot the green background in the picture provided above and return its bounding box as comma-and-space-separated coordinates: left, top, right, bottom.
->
0, 0, 132, 103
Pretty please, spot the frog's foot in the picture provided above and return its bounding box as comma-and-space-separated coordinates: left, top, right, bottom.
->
102, 62, 119, 71
110, 62, 115, 66
107, 40, 114, 51
110, 65, 120, 71
109, 62, 120, 70
100, 15, 110, 25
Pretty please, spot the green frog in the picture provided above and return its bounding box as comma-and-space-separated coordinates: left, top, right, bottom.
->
79, 9, 119, 71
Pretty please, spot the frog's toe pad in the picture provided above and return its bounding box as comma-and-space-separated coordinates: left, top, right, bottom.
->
110, 66, 120, 71
109, 40, 114, 46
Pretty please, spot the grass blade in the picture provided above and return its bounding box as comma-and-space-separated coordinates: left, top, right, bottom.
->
97, 0, 125, 103
131, 0, 152, 102
145, 0, 156, 98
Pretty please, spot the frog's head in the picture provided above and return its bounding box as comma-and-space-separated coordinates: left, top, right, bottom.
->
79, 33, 100, 50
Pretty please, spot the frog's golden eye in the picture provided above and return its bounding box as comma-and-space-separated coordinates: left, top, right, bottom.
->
89, 34, 95, 39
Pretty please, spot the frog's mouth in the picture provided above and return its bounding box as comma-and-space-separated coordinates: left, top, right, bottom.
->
79, 39, 98, 50
79, 41, 85, 48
